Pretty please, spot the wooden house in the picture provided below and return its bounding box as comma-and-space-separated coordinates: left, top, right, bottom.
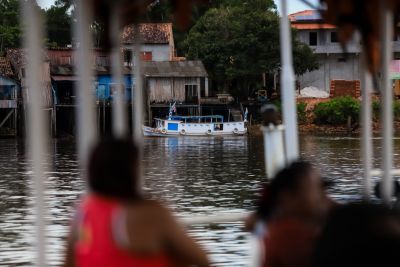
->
142, 60, 209, 121
0, 57, 19, 136
6, 49, 53, 108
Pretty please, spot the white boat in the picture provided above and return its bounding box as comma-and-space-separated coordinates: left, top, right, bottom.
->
143, 115, 247, 136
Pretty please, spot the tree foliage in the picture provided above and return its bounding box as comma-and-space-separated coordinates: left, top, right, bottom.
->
183, 0, 319, 93
0, 0, 21, 54
45, 0, 73, 47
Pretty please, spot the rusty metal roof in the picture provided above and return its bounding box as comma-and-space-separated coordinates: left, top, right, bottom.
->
6, 48, 49, 71
121, 23, 172, 44
0, 57, 14, 78
142, 60, 208, 77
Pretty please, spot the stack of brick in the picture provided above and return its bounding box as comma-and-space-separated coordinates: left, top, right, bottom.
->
330, 80, 361, 98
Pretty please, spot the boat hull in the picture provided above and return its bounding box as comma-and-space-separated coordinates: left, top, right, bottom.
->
143, 121, 247, 137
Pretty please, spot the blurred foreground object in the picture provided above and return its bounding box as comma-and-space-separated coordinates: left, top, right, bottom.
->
64, 138, 210, 267
314, 203, 400, 267
89, 0, 209, 49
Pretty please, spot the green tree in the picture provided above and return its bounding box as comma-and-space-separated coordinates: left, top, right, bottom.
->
0, 0, 21, 54
183, 0, 318, 95
45, 1, 72, 47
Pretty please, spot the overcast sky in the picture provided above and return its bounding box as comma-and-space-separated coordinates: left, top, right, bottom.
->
37, 0, 319, 14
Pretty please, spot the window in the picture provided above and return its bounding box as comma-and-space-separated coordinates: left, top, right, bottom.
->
140, 51, 152, 61
309, 32, 318, 46
97, 84, 107, 100
185, 84, 198, 102
338, 57, 347, 62
331, 31, 338, 43
96, 56, 108, 66
60, 56, 71, 65
124, 50, 132, 66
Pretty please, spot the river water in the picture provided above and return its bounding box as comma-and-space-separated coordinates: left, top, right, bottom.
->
0, 135, 397, 266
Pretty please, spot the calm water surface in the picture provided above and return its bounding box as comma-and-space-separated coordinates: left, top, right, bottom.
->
0, 135, 397, 266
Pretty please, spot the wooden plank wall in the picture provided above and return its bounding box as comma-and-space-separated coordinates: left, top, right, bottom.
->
148, 77, 198, 103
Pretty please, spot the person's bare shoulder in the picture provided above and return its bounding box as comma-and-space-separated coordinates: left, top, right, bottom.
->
126, 199, 174, 222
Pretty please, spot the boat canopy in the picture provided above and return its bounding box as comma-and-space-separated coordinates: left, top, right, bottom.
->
165, 115, 225, 123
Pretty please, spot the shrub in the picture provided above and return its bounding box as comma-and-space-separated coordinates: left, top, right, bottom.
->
372, 100, 400, 121
314, 96, 360, 125
267, 101, 307, 124
394, 101, 400, 121
297, 102, 307, 124
372, 100, 380, 121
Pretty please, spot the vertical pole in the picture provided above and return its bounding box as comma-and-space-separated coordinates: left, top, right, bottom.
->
380, 0, 394, 204
54, 107, 57, 138
21, 1, 47, 266
103, 100, 106, 133
205, 77, 209, 97
132, 25, 144, 192
280, 0, 299, 162
131, 48, 135, 133
133, 26, 144, 143
73, 0, 97, 175
14, 108, 17, 137
361, 54, 373, 200
197, 77, 201, 116
110, 7, 128, 138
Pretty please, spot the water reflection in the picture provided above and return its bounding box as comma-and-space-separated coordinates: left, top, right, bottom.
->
0, 135, 396, 266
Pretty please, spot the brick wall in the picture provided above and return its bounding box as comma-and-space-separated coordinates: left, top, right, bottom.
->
330, 80, 361, 98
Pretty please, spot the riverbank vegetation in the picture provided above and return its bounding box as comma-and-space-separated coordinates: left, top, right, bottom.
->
248, 96, 400, 135
297, 96, 400, 134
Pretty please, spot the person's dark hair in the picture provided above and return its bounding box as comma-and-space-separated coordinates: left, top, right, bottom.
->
257, 160, 313, 220
314, 203, 400, 267
88, 138, 139, 201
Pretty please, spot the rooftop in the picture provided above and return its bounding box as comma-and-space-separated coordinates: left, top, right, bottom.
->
0, 57, 14, 78
289, 9, 336, 30
6, 48, 49, 71
121, 23, 173, 44
142, 60, 208, 77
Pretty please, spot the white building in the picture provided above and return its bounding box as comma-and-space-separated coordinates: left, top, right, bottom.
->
290, 10, 400, 95
121, 23, 175, 62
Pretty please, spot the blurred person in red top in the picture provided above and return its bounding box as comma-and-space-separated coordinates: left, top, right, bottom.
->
247, 161, 333, 267
63, 138, 210, 267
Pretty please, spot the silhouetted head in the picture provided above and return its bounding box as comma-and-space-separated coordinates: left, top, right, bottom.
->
257, 161, 327, 221
88, 138, 140, 201
314, 203, 400, 267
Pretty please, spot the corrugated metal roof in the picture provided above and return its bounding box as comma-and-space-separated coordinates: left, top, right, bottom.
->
6, 48, 49, 71
122, 23, 172, 44
142, 61, 208, 77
